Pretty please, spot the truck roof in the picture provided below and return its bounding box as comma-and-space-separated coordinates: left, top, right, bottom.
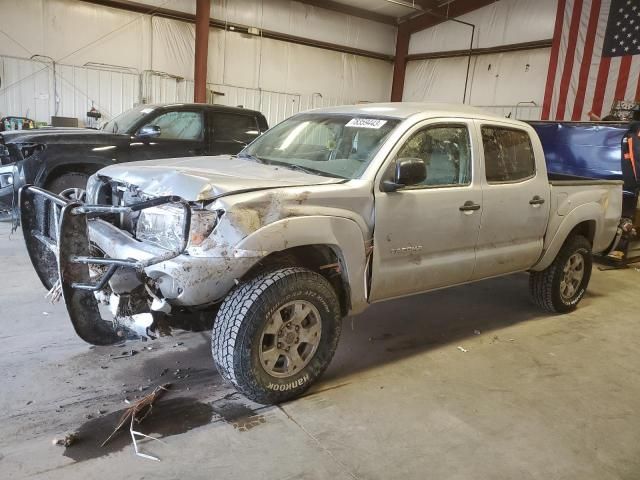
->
144, 103, 264, 117
307, 102, 511, 122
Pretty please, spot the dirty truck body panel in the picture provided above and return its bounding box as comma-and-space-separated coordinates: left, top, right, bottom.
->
23, 103, 621, 315
19, 103, 623, 403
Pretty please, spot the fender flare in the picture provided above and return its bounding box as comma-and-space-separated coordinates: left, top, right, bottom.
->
235, 216, 369, 314
532, 203, 601, 271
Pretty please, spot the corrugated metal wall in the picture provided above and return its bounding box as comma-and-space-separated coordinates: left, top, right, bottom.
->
0, 55, 140, 126
139, 70, 362, 127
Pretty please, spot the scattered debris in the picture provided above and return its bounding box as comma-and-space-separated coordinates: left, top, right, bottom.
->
45, 280, 63, 304
112, 349, 138, 360
53, 432, 78, 447
473, 329, 481, 335
26, 400, 33, 406
172, 342, 184, 348
102, 384, 171, 461
457, 346, 468, 353
42, 311, 49, 316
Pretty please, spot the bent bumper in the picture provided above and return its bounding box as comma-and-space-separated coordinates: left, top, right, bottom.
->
19, 185, 255, 345
89, 219, 256, 306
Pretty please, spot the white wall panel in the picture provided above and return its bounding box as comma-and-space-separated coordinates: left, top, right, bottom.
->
0, 57, 52, 121
0, 56, 139, 125
133, 0, 397, 55
403, 48, 551, 120
409, 0, 557, 55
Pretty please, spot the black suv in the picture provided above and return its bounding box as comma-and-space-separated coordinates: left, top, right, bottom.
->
0, 103, 268, 216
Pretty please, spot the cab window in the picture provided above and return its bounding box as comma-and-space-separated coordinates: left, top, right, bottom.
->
211, 113, 260, 144
396, 124, 472, 187
481, 127, 535, 183
147, 111, 203, 141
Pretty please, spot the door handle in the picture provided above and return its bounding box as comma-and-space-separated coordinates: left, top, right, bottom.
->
459, 201, 481, 212
529, 196, 545, 205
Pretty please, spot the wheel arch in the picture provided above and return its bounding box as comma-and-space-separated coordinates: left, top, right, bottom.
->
42, 161, 105, 188
235, 216, 370, 315
533, 203, 600, 271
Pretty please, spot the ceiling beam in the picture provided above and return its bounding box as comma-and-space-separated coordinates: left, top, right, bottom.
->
401, 0, 498, 33
78, 0, 393, 61
406, 39, 553, 61
293, 0, 397, 25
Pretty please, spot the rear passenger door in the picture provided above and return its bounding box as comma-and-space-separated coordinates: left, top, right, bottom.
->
471, 122, 550, 280
210, 112, 261, 155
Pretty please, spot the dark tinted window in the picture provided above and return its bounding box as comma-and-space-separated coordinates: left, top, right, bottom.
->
481, 127, 535, 183
397, 125, 472, 187
212, 113, 260, 144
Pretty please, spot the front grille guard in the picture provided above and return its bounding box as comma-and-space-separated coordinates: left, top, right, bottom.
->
19, 185, 192, 345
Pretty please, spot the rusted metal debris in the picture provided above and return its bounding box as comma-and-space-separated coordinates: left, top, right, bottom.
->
102, 383, 171, 461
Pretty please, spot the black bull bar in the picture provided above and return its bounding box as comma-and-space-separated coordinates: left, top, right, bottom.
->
19, 185, 191, 345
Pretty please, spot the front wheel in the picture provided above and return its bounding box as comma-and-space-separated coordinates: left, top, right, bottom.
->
529, 234, 593, 313
211, 267, 342, 404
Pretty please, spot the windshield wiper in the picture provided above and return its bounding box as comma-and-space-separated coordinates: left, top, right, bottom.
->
263, 159, 345, 179
236, 152, 264, 163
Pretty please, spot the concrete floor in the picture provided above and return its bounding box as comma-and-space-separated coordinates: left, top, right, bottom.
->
1, 220, 639, 480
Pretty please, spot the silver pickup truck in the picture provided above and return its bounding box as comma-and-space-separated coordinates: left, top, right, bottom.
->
20, 103, 623, 404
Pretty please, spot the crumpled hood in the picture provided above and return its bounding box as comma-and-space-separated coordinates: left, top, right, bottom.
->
97, 155, 344, 201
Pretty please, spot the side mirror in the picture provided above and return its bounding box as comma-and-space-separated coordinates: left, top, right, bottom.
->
381, 157, 427, 192
137, 124, 161, 139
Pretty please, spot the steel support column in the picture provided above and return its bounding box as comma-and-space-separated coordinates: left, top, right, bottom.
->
391, 25, 410, 102
194, 0, 210, 103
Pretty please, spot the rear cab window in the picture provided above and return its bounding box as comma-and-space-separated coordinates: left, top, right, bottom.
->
481, 126, 535, 183
211, 113, 260, 144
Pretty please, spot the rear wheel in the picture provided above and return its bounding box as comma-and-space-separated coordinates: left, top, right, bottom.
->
211, 267, 342, 404
529, 235, 592, 313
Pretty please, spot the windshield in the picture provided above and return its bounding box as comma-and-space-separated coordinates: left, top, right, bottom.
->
240, 114, 400, 179
101, 106, 157, 134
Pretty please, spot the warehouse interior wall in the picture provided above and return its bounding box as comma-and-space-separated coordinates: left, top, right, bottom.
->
0, 0, 394, 126
404, 0, 558, 120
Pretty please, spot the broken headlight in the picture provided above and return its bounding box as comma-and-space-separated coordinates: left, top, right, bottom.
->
136, 205, 219, 251
136, 204, 186, 251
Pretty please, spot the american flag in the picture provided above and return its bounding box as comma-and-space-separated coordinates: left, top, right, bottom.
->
542, 0, 640, 121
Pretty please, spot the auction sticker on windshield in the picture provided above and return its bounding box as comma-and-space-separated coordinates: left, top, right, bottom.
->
345, 118, 387, 129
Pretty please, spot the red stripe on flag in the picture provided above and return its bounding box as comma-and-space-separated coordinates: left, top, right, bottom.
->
555, 0, 584, 120
636, 72, 640, 102
615, 56, 632, 102
591, 57, 611, 117
570, 0, 601, 120
541, 0, 567, 120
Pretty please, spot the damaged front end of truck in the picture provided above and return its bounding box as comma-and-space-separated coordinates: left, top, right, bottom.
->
19, 181, 223, 345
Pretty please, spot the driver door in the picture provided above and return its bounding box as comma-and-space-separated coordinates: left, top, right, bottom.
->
369, 119, 482, 302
